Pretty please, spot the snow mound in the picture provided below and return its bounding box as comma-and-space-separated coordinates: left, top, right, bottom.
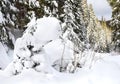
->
5, 17, 62, 75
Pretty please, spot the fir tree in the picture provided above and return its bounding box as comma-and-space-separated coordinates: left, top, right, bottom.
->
0, 0, 65, 29
87, 4, 97, 46
0, 27, 14, 49
87, 4, 109, 52
64, 0, 86, 51
62, 0, 88, 73
107, 0, 120, 52
81, 0, 90, 27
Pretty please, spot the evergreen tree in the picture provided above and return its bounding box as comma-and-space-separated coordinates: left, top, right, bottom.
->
0, 26, 14, 49
62, 0, 88, 73
87, 4, 109, 52
0, 0, 65, 48
0, 0, 40, 30
0, 0, 65, 29
0, 0, 34, 48
87, 4, 97, 46
81, 0, 90, 27
64, 0, 86, 51
41, 0, 65, 22
107, 0, 120, 52
100, 18, 113, 52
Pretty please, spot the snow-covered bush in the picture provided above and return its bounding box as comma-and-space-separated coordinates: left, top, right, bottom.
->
5, 17, 65, 75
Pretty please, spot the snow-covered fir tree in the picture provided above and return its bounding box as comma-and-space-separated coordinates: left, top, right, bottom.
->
87, 4, 98, 48
107, 0, 120, 52
100, 19, 112, 52
0, 0, 65, 30
87, 4, 110, 52
81, 0, 90, 27
0, 26, 14, 49
0, 0, 40, 30
0, 1, 14, 49
61, 0, 88, 73
0, 0, 65, 49
63, 0, 87, 51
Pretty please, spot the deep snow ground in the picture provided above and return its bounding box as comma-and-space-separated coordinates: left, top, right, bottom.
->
0, 53, 120, 84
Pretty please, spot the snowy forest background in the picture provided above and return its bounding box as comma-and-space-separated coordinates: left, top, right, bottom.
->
0, 0, 120, 84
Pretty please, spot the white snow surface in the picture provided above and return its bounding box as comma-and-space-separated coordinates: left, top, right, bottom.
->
0, 42, 11, 69
0, 54, 120, 84
0, 17, 120, 84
